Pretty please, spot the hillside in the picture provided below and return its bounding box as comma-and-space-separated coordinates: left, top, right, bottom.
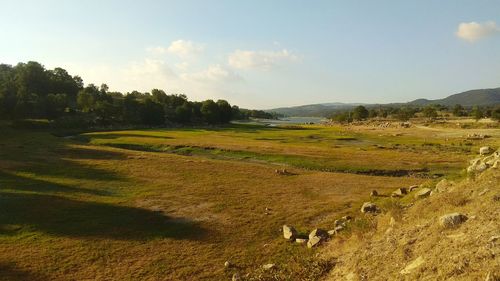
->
409, 88, 500, 107
267, 87, 500, 117
323, 147, 500, 280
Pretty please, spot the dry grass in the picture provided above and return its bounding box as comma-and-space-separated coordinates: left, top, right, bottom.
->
0, 122, 498, 280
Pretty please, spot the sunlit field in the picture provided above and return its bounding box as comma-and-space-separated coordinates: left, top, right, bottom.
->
1, 122, 498, 280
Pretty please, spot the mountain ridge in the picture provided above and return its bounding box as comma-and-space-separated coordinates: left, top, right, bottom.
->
267, 87, 500, 117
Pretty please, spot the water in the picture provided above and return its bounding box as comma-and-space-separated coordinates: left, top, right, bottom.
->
234, 117, 327, 126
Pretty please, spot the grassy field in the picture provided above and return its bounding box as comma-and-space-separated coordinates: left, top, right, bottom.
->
0, 122, 498, 280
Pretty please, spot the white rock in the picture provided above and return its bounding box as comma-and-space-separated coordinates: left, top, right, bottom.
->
360, 202, 378, 213
414, 188, 432, 199
400, 256, 425, 275
282, 225, 297, 241
262, 264, 276, 270
479, 146, 491, 155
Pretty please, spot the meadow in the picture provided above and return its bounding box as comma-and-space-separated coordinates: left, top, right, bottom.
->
0, 121, 498, 280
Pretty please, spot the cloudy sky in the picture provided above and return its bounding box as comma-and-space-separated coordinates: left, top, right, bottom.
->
1, 0, 500, 109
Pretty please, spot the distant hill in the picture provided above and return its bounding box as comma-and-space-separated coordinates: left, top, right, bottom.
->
408, 87, 500, 107
267, 87, 500, 117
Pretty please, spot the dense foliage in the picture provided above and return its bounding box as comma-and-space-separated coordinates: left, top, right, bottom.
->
0, 61, 274, 127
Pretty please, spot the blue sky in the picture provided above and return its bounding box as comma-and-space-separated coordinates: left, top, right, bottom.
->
1, 0, 500, 108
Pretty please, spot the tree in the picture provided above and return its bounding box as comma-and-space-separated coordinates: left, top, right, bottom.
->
471, 106, 483, 121
201, 99, 220, 124
352, 105, 369, 120
422, 105, 438, 118
453, 104, 465, 117
216, 99, 232, 123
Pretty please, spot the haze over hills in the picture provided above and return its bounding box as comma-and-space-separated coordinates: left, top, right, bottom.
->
267, 87, 500, 117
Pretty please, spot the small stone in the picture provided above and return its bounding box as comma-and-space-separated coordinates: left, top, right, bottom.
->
262, 264, 276, 271
342, 215, 353, 221
307, 235, 323, 248
295, 238, 308, 244
400, 256, 425, 275
478, 189, 490, 196
439, 213, 468, 229
361, 202, 378, 213
414, 188, 432, 199
232, 273, 241, 281
308, 229, 329, 240
409, 185, 419, 192
391, 187, 407, 197
479, 146, 491, 155
489, 235, 500, 243
283, 225, 297, 241
224, 261, 231, 268
370, 190, 378, 197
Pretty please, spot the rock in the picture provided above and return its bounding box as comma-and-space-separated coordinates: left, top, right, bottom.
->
308, 228, 329, 240
224, 261, 232, 268
307, 235, 323, 248
370, 190, 378, 197
391, 187, 407, 197
409, 185, 419, 192
295, 238, 308, 244
479, 146, 491, 155
282, 225, 297, 241
439, 213, 468, 228
262, 264, 276, 271
307, 229, 328, 248
327, 229, 336, 236
232, 273, 241, 281
342, 215, 353, 221
414, 188, 432, 199
361, 202, 378, 213
400, 256, 425, 275
435, 179, 454, 193
334, 219, 346, 227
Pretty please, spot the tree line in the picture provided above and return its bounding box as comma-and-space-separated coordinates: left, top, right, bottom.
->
0, 61, 278, 128
330, 104, 500, 123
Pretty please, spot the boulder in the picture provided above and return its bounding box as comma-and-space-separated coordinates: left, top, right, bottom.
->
439, 213, 468, 228
282, 225, 297, 241
361, 202, 378, 213
391, 187, 407, 197
479, 146, 491, 155
435, 179, 454, 193
370, 190, 378, 197
414, 188, 432, 199
409, 185, 419, 192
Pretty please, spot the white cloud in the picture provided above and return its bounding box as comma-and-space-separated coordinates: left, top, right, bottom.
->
147, 40, 204, 58
180, 64, 242, 83
228, 49, 298, 70
456, 21, 500, 42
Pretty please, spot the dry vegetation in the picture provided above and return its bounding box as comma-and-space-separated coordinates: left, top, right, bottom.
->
0, 120, 498, 280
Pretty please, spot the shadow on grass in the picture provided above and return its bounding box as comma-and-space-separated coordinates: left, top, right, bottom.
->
0, 171, 111, 196
0, 192, 210, 241
0, 263, 48, 281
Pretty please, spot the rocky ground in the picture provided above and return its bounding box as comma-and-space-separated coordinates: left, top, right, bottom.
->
322, 147, 499, 280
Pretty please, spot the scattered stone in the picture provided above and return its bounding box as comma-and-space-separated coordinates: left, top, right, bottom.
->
435, 179, 454, 193
262, 264, 276, 271
327, 230, 336, 236
414, 188, 432, 199
232, 273, 241, 281
334, 219, 346, 227
409, 185, 419, 192
307, 235, 323, 248
400, 256, 425, 275
283, 225, 297, 241
391, 187, 407, 197
342, 215, 353, 221
295, 238, 308, 244
307, 229, 328, 248
439, 213, 468, 229
479, 146, 491, 155
370, 190, 378, 197
361, 202, 378, 213
224, 261, 232, 268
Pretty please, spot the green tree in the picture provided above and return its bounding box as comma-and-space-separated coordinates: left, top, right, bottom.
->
422, 105, 438, 118
201, 99, 220, 124
352, 105, 369, 120
470, 106, 483, 121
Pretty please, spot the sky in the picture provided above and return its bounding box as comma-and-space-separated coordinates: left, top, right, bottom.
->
1, 0, 500, 109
